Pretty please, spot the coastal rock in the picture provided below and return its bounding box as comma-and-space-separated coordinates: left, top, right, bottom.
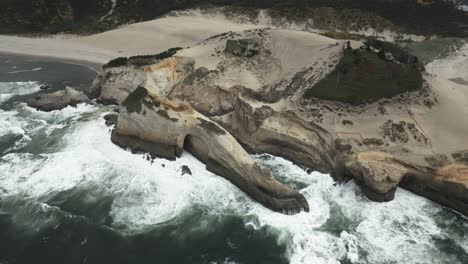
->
111, 87, 309, 214
343, 151, 468, 215
103, 114, 118, 127
91, 57, 194, 105
344, 152, 408, 201
87, 28, 468, 217
215, 95, 336, 173
89, 66, 148, 104
401, 163, 468, 216
181, 165, 192, 176
168, 83, 235, 117
27, 87, 90, 112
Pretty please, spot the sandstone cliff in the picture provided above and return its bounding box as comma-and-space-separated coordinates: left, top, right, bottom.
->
112, 86, 309, 214
89, 28, 468, 216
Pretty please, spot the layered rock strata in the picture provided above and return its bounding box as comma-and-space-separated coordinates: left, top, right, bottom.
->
111, 86, 309, 214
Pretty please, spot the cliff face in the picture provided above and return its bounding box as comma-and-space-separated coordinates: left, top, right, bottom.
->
1, 0, 467, 36
111, 86, 310, 214
85, 28, 468, 216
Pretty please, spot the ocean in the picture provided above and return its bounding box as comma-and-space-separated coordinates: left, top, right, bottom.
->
0, 55, 467, 264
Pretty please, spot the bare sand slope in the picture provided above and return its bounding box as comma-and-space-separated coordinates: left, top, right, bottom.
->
176, 28, 341, 93
417, 45, 468, 153
0, 16, 260, 64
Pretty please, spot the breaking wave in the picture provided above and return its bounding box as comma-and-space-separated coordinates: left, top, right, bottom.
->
0, 82, 467, 264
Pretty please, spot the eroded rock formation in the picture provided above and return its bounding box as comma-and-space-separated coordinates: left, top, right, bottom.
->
343, 151, 468, 215
90, 29, 468, 216
111, 86, 309, 214
27, 86, 90, 111
214, 94, 336, 173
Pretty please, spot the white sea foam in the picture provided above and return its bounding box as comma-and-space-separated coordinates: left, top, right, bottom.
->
0, 82, 467, 263
0, 81, 41, 102
1, 109, 465, 263
7, 67, 42, 74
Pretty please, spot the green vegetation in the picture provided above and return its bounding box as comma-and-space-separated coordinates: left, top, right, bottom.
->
1, 0, 467, 37
304, 48, 423, 105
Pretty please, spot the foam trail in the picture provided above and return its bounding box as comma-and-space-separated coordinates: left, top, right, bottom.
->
8, 67, 42, 74
0, 81, 41, 102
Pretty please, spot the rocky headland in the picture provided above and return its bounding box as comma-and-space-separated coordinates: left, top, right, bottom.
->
78, 27, 468, 215
4, 1, 467, 216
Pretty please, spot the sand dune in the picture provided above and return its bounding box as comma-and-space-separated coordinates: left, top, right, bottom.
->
0, 16, 260, 64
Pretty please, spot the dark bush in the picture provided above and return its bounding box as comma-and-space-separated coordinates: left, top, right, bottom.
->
103, 47, 183, 69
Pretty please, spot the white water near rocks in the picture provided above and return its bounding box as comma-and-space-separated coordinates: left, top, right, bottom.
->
0, 81, 467, 263
0, 81, 41, 102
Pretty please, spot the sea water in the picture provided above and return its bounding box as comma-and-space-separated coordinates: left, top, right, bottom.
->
0, 81, 467, 264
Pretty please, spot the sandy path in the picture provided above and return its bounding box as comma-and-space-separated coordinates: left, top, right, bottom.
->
0, 16, 260, 64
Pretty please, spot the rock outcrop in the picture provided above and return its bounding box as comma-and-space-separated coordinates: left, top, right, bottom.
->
111, 87, 309, 214
214, 94, 336, 173
401, 163, 468, 216
343, 152, 412, 201
27, 86, 90, 112
343, 151, 468, 215
89, 28, 468, 216
90, 56, 194, 105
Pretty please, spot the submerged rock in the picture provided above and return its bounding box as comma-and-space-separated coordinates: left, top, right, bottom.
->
103, 114, 118, 127
27, 87, 90, 112
111, 87, 309, 214
181, 165, 192, 176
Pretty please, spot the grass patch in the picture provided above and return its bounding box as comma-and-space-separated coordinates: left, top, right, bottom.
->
304, 49, 423, 105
